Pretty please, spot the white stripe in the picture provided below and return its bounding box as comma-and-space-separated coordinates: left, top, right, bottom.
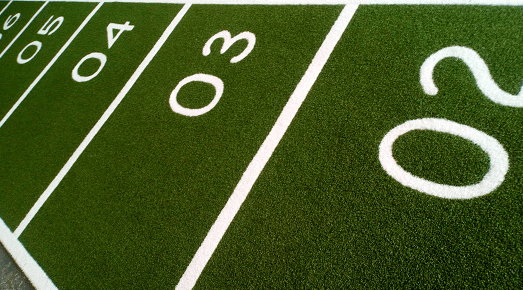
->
14, 3, 192, 239
0, 2, 103, 129
0, 0, 13, 16
0, 1, 48, 59
175, 5, 358, 290
9, 0, 523, 5
0, 218, 58, 290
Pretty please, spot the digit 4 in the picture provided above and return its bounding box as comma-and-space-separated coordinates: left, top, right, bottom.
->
107, 22, 134, 49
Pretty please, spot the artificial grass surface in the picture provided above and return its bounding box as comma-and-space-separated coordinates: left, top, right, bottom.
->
195, 5, 523, 289
0, 1, 98, 229
0, 2, 182, 229
16, 4, 342, 289
1, 3, 521, 289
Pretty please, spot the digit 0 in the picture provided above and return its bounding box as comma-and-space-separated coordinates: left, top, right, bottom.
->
17, 41, 42, 64
378, 118, 509, 199
170, 74, 224, 117
72, 52, 107, 82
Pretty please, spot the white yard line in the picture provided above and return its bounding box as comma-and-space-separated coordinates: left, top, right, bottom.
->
0, 0, 13, 16
0, 218, 58, 290
13, 3, 192, 238
0, 1, 48, 59
175, 4, 358, 290
11, 0, 523, 5
0, 2, 103, 129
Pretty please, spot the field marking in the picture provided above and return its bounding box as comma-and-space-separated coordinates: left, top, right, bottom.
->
170, 73, 224, 116
175, 4, 358, 290
13, 3, 192, 238
0, 218, 58, 290
0, 1, 12, 16
421, 46, 523, 107
0, 1, 48, 59
379, 118, 509, 199
0, 2, 103, 129
20, 0, 523, 5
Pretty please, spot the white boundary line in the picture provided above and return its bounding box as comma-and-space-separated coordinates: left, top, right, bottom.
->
0, 1, 48, 59
0, 2, 103, 129
175, 4, 358, 290
14, 3, 192, 238
0, 218, 58, 290
0, 0, 13, 16
7, 0, 523, 5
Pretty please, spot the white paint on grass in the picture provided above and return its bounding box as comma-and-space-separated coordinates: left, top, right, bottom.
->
37, 15, 65, 36
106, 21, 134, 49
3, 13, 20, 30
72, 52, 107, 82
203, 30, 256, 63
175, 5, 359, 290
0, 218, 58, 290
421, 46, 523, 107
14, 3, 192, 238
378, 118, 509, 199
14, 0, 523, 5
0, 2, 48, 59
0, 1, 13, 17
170, 73, 224, 117
0, 2, 103, 130
16, 40, 42, 64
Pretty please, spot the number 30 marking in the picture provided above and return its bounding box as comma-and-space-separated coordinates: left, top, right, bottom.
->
203, 30, 256, 63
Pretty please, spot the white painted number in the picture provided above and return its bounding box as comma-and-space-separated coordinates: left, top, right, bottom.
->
170, 74, 224, 117
3, 13, 20, 30
203, 30, 256, 63
17, 41, 42, 64
421, 46, 523, 107
72, 52, 107, 82
106, 22, 134, 49
379, 118, 509, 199
171, 31, 254, 117
37, 15, 64, 36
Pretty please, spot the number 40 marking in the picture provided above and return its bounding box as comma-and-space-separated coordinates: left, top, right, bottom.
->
72, 22, 134, 82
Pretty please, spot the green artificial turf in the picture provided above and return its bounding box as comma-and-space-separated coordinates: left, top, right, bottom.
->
0, 2, 182, 229
17, 4, 342, 289
195, 5, 523, 289
0, 2, 97, 118
0, 1, 98, 229
1, 3, 521, 289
